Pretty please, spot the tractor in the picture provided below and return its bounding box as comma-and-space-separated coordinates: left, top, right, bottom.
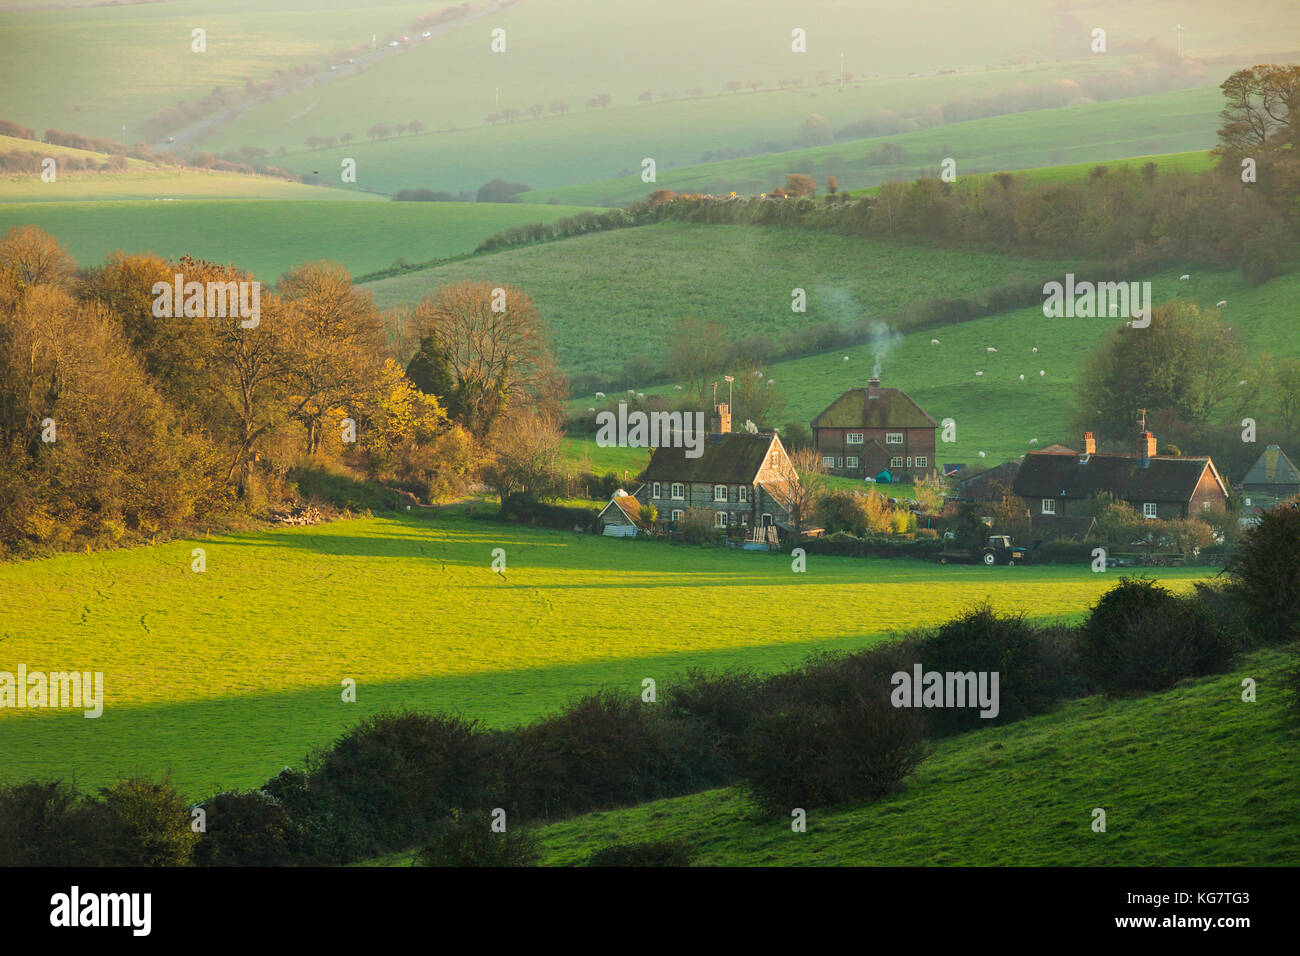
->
937, 532, 1027, 566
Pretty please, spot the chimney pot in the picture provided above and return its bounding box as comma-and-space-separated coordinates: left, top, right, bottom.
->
867, 376, 881, 399
1083, 432, 1096, 455
711, 402, 731, 435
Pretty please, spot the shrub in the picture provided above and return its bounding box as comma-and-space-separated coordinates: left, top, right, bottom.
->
193, 790, 294, 866
1079, 577, 1237, 694
1225, 499, 1300, 644
96, 774, 199, 866
501, 691, 694, 819
739, 693, 926, 814
906, 603, 1077, 733
587, 838, 695, 867
0, 780, 103, 866
416, 810, 539, 867
302, 710, 500, 859
663, 667, 765, 778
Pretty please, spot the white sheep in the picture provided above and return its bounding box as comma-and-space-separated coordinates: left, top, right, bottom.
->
636, 392, 644, 400
1216, 300, 1227, 307
1039, 370, 1046, 376
843, 356, 850, 362
976, 371, 984, 376
1032, 347, 1038, 353
1019, 374, 1025, 380
978, 451, 986, 458
1029, 438, 1038, 444
931, 339, 940, 345
595, 391, 605, 398
987, 347, 997, 353
1180, 274, 1190, 281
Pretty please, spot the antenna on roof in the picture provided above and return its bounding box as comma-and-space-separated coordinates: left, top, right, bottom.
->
1138, 407, 1147, 431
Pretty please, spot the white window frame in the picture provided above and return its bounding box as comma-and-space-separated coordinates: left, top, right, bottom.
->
715, 511, 728, 528
738, 486, 748, 503
714, 484, 727, 502
906, 457, 913, 468
671, 509, 683, 523
845, 456, 859, 469
740, 512, 749, 526
914, 456, 928, 468
671, 483, 684, 500
652, 482, 661, 499
890, 456, 904, 469
846, 432, 864, 445
822, 455, 836, 468
1143, 502, 1157, 519
1041, 498, 1056, 515
886, 432, 904, 445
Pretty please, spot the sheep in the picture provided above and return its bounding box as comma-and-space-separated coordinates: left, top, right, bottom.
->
595, 391, 605, 398
1032, 347, 1038, 353
1029, 438, 1038, 444
843, 356, 850, 362
1216, 300, 1227, 307
1019, 374, 1025, 380
931, 339, 940, 345
1039, 370, 1046, 376
976, 371, 984, 376
1179, 274, 1190, 281
978, 451, 986, 458
986, 346, 997, 353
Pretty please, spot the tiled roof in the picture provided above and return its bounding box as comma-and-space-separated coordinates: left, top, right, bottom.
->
811, 386, 937, 430
1243, 445, 1300, 488
1013, 451, 1216, 503
641, 433, 777, 484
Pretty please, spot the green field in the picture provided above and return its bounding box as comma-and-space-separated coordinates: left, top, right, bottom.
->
0, 199, 595, 283
600, 266, 1300, 467
518, 87, 1223, 205
364, 222, 1077, 378
518, 646, 1298, 866
0, 511, 1211, 798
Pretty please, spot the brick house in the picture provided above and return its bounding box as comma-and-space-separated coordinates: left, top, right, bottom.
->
636, 402, 798, 537
810, 376, 937, 482
1012, 429, 1228, 524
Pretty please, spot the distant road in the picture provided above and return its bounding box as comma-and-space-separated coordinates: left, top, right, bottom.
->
155, 0, 511, 153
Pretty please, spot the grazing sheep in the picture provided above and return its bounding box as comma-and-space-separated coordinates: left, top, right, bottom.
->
595, 391, 605, 398
987, 347, 997, 353
978, 451, 986, 458
674, 385, 683, 390
587, 407, 596, 412
1179, 274, 1190, 281
931, 339, 940, 345
1217, 300, 1227, 307
1019, 374, 1025, 380
1039, 370, 1046, 376
1029, 438, 1038, 444
976, 371, 984, 376
844, 356, 850, 361
1032, 347, 1038, 353
636, 393, 644, 399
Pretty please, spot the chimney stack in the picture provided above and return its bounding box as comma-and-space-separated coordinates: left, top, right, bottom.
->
1082, 432, 1096, 455
867, 376, 881, 400
711, 402, 731, 435
1137, 430, 1157, 467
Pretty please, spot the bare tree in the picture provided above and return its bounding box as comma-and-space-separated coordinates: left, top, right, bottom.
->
772, 446, 827, 541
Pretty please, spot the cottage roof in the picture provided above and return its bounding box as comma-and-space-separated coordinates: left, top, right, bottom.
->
957, 459, 1022, 494
641, 432, 778, 484
811, 386, 937, 430
598, 488, 645, 524
1243, 445, 1300, 488
1012, 451, 1219, 503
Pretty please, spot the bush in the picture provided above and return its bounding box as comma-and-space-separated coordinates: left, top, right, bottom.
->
301, 710, 501, 860
193, 790, 294, 866
96, 774, 199, 866
739, 694, 926, 814
501, 691, 695, 819
0, 780, 103, 866
906, 604, 1080, 733
1079, 577, 1237, 695
587, 838, 695, 867
663, 667, 765, 778
416, 810, 539, 867
498, 494, 598, 532
1225, 499, 1300, 644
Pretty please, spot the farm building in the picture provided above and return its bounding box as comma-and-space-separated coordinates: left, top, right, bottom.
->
597, 488, 646, 536
810, 376, 937, 482
1012, 429, 1228, 525
1241, 445, 1300, 515
636, 401, 798, 539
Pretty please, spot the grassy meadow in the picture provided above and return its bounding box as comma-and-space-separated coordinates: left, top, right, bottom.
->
0, 199, 595, 283
364, 222, 1078, 377
518, 87, 1223, 205
0, 511, 1213, 798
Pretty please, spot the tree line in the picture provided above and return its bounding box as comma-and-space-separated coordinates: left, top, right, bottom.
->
0, 229, 567, 555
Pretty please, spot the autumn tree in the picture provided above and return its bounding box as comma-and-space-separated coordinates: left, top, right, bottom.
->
277, 261, 386, 456
410, 280, 563, 436
784, 173, 816, 197
771, 445, 827, 541
481, 407, 565, 502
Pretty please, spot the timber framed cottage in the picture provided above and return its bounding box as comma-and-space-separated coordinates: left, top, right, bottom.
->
636, 401, 799, 539
810, 376, 937, 482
